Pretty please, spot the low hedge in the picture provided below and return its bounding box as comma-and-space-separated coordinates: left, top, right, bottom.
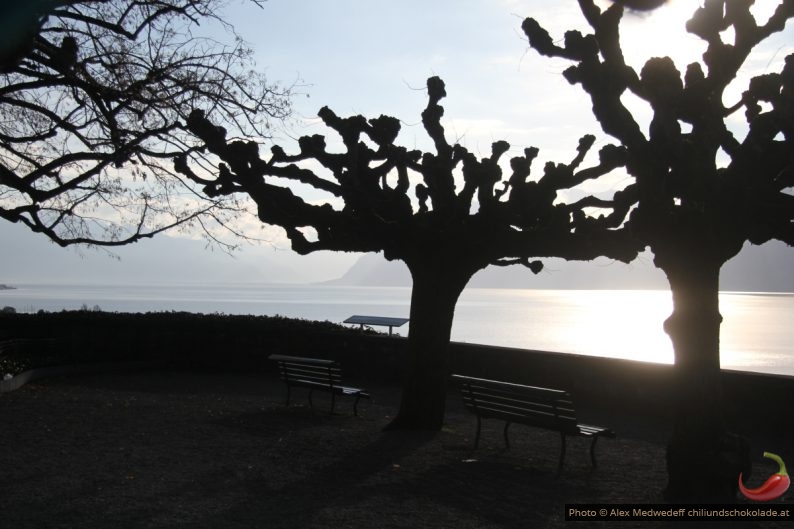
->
0, 310, 392, 376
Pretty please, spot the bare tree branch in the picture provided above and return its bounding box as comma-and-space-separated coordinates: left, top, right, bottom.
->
1, 0, 294, 248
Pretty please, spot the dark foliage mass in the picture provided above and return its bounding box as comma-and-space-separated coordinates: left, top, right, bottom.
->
611, 0, 669, 12
0, 0, 292, 247
0, 310, 364, 375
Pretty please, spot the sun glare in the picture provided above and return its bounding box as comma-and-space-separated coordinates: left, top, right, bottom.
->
559, 290, 675, 364
611, 0, 789, 75
612, 0, 707, 72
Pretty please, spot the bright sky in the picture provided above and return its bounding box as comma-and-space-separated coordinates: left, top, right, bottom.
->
5, 0, 794, 285
216, 0, 793, 279
231, 0, 791, 152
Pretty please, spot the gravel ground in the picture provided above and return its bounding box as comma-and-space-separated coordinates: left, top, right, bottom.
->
0, 370, 789, 528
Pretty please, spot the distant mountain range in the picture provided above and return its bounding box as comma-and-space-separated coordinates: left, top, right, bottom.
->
325, 241, 794, 292
3, 217, 792, 292
0, 221, 312, 285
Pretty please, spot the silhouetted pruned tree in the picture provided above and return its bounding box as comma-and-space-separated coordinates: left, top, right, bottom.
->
179, 76, 639, 430
525, 0, 794, 500
0, 0, 292, 247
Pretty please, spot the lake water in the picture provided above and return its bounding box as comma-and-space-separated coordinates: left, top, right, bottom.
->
2, 283, 792, 377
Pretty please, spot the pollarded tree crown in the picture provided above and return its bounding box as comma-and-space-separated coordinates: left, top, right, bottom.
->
180, 75, 641, 270
524, 0, 794, 262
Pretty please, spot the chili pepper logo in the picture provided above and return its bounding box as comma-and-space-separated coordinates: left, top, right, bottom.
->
739, 452, 790, 502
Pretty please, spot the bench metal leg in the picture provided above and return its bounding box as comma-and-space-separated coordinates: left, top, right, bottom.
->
558, 433, 567, 474
308, 388, 314, 410
330, 392, 336, 415
284, 384, 291, 406
353, 395, 361, 416
474, 416, 482, 449
590, 436, 599, 467
503, 421, 512, 450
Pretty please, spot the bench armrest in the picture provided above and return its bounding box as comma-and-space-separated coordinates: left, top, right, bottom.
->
268, 354, 337, 367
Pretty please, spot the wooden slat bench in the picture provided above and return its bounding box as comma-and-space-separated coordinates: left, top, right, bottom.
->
268, 354, 370, 416
452, 374, 615, 471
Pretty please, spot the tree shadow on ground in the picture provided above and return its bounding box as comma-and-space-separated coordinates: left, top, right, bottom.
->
195, 412, 599, 529
197, 427, 437, 528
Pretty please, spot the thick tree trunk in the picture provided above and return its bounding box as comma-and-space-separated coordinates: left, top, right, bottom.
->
385, 260, 470, 431
662, 259, 750, 501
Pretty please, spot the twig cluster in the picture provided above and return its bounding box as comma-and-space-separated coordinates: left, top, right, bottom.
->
0, 0, 291, 248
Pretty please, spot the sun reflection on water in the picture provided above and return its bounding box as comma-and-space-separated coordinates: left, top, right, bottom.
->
452, 289, 794, 373
548, 290, 674, 364
720, 293, 794, 372
454, 289, 675, 364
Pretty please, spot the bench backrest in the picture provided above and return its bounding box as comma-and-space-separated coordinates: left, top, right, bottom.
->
452, 374, 579, 433
269, 354, 342, 387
